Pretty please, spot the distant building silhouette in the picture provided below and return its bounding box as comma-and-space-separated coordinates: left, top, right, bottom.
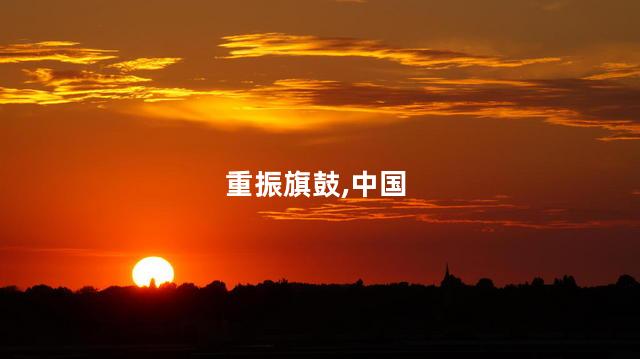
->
440, 263, 464, 288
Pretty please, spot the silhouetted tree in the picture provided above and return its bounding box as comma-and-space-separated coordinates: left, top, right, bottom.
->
1, 274, 639, 355
553, 275, 577, 289
177, 282, 199, 294
204, 280, 227, 294
160, 282, 177, 290
531, 277, 545, 287
616, 274, 638, 288
76, 286, 98, 295
0, 285, 19, 294
476, 278, 495, 289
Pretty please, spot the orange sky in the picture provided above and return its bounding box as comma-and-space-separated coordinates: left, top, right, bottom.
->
1, 0, 639, 289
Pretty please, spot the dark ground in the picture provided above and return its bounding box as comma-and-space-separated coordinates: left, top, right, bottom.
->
2, 274, 640, 358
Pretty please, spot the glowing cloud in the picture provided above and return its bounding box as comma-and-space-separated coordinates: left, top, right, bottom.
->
4, 66, 640, 140
0, 68, 228, 105
119, 75, 640, 140
0, 87, 64, 104
106, 57, 182, 72
24, 68, 152, 87
583, 62, 640, 80
0, 37, 636, 142
243, 78, 640, 140
260, 198, 640, 229
0, 41, 117, 64
220, 33, 561, 69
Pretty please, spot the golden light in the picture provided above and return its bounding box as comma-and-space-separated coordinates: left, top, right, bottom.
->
132, 256, 174, 287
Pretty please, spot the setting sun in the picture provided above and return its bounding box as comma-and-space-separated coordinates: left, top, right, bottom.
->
132, 256, 174, 287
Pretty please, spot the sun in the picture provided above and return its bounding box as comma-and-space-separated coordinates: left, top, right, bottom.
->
132, 256, 174, 287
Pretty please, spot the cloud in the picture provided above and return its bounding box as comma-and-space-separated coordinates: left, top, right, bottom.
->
121, 75, 640, 139
222, 77, 640, 140
24, 68, 152, 87
106, 57, 182, 72
1, 38, 638, 141
0, 41, 117, 64
583, 62, 640, 80
410, 77, 537, 88
5, 66, 640, 140
219, 33, 561, 69
0, 87, 64, 104
298, 78, 640, 140
0, 68, 228, 105
260, 197, 640, 230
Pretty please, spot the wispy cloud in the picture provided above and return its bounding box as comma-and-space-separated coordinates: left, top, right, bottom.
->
219, 33, 561, 69
106, 57, 182, 72
583, 62, 640, 80
0, 68, 229, 105
260, 197, 640, 230
118, 75, 640, 139
411, 77, 537, 88
2, 38, 638, 140
24, 68, 152, 87
0, 41, 117, 64
0, 87, 63, 105
235, 78, 640, 140
0, 84, 227, 105
5, 68, 640, 140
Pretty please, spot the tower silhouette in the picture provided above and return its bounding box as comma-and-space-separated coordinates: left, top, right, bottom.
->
440, 263, 463, 288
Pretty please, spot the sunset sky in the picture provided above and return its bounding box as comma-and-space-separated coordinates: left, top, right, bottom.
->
1, 0, 639, 289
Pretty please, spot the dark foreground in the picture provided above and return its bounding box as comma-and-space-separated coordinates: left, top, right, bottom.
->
2, 341, 640, 359
2, 274, 640, 358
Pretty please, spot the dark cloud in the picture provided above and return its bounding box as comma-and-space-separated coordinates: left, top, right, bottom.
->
242, 77, 640, 140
